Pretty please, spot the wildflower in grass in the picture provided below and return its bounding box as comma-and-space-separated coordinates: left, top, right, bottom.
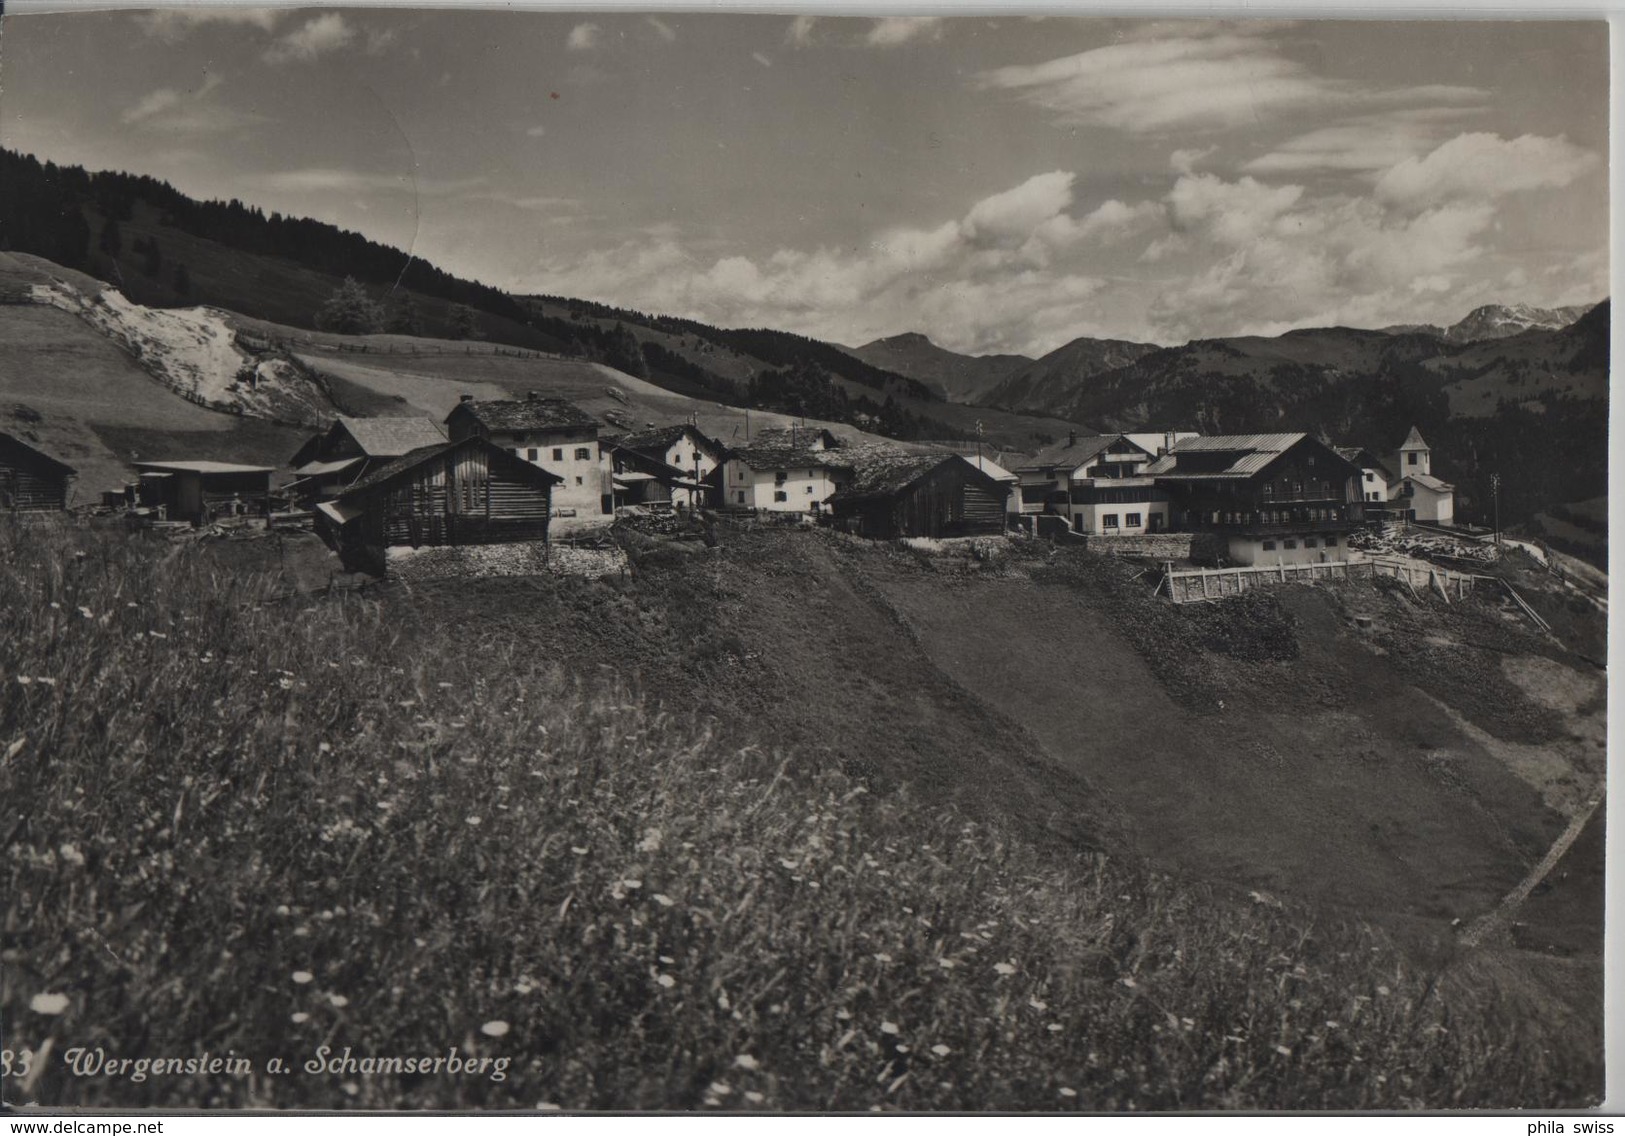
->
657, 974, 676, 989
59, 844, 85, 867
652, 893, 675, 907
291, 1012, 310, 1024
1059, 1088, 1077, 1098
466, 816, 482, 826
29, 993, 69, 1015
638, 828, 663, 852
709, 1081, 732, 1096
874, 953, 892, 963
1047, 1023, 1064, 1033
937, 958, 955, 970
622, 879, 642, 890
779, 858, 798, 870
329, 994, 349, 1008
1377, 985, 1391, 997
292, 971, 314, 985
1275, 1045, 1292, 1057
16, 676, 31, 686
734, 1054, 760, 1071
993, 962, 1017, 976
1029, 998, 1048, 1011
571, 846, 589, 856
835, 1009, 852, 1021
880, 1021, 900, 1035
745, 1091, 764, 1104
77, 606, 92, 619
278, 677, 294, 690
481, 1020, 511, 1038
930, 1044, 951, 1057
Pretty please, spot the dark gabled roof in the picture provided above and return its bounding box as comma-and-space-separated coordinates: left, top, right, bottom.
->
446, 397, 598, 431
1011, 433, 1144, 473
1145, 432, 1357, 481
727, 445, 853, 472
337, 415, 448, 457
1335, 446, 1395, 479
337, 436, 563, 500
751, 425, 840, 449
613, 424, 721, 455
832, 453, 1003, 503
0, 432, 76, 476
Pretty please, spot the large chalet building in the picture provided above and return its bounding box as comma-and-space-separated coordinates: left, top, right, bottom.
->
1144, 433, 1365, 565
444, 394, 610, 518
1011, 432, 1171, 536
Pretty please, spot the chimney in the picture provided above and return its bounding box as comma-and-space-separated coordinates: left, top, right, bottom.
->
459, 393, 474, 403
1068, 430, 1077, 447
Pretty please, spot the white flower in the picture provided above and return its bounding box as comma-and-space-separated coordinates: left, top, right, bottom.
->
652, 893, 675, 907
291, 1012, 310, 1023
637, 828, 663, 853
880, 1021, 900, 1035
465, 816, 482, 826
993, 961, 1017, 976
930, 1044, 951, 1057
621, 879, 642, 890
329, 994, 349, 1008
734, 1054, 760, 1071
291, 971, 314, 985
1059, 1087, 1077, 1098
59, 844, 85, 867
481, 1020, 511, 1038
657, 974, 676, 988
1028, 997, 1048, 1011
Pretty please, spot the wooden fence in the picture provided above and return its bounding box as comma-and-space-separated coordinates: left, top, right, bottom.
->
1161, 556, 1494, 605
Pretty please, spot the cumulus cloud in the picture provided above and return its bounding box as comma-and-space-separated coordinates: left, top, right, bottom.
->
118, 74, 255, 135
863, 17, 944, 48
976, 26, 1487, 136
785, 16, 818, 47
1374, 132, 1600, 212
1169, 146, 1217, 175
1243, 108, 1481, 175
263, 14, 355, 64
519, 170, 1165, 353
138, 7, 280, 39
567, 23, 600, 51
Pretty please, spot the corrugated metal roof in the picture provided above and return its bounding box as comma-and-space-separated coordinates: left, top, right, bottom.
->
337, 416, 448, 457
293, 456, 365, 477
133, 461, 274, 474
1166, 432, 1305, 453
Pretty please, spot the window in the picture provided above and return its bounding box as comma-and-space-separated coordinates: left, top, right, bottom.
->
1324, 535, 1338, 547
1292, 481, 1303, 495
774, 490, 788, 502
806, 485, 814, 494
575, 447, 592, 460
1408, 452, 1418, 465
1321, 480, 1332, 496
736, 490, 746, 503
1283, 539, 1298, 549
552, 448, 564, 461
1303, 537, 1318, 548
1261, 540, 1277, 551
1364, 471, 1374, 482
575, 476, 584, 485
1262, 482, 1274, 498
1125, 512, 1142, 527
527, 448, 539, 461
1102, 513, 1119, 528
775, 470, 787, 484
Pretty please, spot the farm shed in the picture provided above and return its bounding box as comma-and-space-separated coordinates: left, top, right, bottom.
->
322, 436, 562, 575
287, 415, 448, 502
830, 454, 1009, 540
0, 432, 75, 512
129, 461, 273, 524
444, 393, 610, 518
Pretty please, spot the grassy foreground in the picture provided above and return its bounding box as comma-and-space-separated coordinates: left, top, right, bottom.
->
0, 520, 1596, 1109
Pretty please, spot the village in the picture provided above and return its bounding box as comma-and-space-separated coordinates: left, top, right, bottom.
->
2, 391, 1494, 602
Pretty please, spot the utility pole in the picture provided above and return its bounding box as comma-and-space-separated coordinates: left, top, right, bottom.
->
975, 419, 984, 469
1490, 471, 1501, 544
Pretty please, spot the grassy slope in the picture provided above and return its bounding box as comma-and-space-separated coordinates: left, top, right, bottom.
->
1, 519, 1601, 1109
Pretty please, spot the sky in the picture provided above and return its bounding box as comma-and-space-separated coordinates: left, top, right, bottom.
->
0, 8, 1609, 355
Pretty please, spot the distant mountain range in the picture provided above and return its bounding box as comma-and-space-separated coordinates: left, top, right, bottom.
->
840, 332, 1032, 404
1383, 303, 1596, 343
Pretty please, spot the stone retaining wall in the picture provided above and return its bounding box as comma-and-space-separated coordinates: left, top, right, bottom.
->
1071, 531, 1227, 563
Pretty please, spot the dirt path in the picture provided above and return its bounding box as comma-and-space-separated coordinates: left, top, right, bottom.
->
1459, 787, 1606, 948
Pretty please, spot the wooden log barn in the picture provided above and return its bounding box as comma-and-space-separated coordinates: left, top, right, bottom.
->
319, 436, 563, 575
830, 454, 1010, 540
0, 432, 76, 512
